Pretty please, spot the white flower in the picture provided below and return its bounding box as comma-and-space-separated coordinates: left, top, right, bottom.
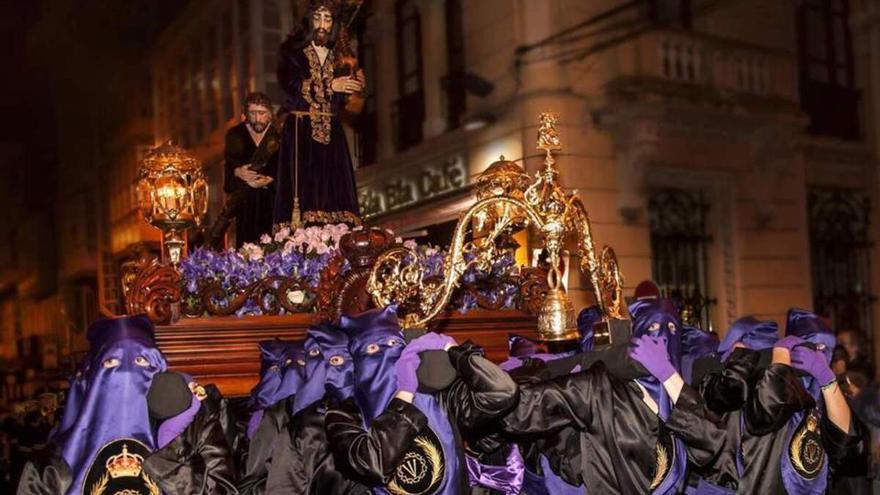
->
241, 243, 264, 261
287, 290, 305, 305
260, 234, 272, 244
403, 239, 418, 250
314, 243, 329, 255
274, 227, 291, 243
282, 240, 295, 255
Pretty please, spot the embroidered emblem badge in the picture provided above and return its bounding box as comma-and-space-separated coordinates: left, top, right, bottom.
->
83, 439, 158, 495
790, 409, 825, 479
387, 428, 445, 495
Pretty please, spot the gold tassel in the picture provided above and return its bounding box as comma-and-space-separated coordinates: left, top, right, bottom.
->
292, 196, 303, 229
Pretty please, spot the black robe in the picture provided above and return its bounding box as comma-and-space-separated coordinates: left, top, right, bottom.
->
500, 359, 720, 494
324, 344, 519, 493
237, 399, 289, 494
17, 404, 237, 495
223, 122, 279, 246
264, 399, 370, 495
273, 38, 360, 227
680, 348, 866, 493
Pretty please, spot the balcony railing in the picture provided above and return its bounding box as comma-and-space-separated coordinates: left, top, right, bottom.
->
607, 29, 797, 102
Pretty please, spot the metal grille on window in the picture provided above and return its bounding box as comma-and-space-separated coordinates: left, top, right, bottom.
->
808, 188, 874, 336
649, 189, 715, 329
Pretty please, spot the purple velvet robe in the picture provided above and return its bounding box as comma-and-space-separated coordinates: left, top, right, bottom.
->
274, 37, 360, 227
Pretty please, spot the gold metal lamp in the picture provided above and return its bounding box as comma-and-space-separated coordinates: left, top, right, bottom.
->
136, 141, 208, 264
368, 113, 630, 345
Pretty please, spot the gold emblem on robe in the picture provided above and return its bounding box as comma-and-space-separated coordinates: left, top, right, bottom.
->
790, 409, 825, 479
387, 432, 445, 495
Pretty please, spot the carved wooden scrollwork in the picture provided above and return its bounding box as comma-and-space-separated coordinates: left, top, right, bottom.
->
193, 276, 316, 317
517, 266, 550, 315
124, 249, 181, 326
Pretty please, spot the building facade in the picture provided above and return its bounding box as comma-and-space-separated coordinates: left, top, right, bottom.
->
101, 0, 880, 362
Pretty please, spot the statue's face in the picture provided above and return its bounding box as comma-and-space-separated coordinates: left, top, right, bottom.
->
246, 103, 272, 132
311, 6, 333, 46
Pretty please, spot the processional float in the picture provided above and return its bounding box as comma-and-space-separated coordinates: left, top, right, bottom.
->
368, 112, 631, 345
126, 113, 631, 348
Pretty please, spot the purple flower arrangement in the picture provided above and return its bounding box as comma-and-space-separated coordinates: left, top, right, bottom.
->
179, 224, 520, 317
180, 224, 351, 316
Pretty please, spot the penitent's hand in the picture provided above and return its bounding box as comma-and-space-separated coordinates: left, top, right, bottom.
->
331, 76, 364, 94
772, 335, 803, 365
629, 335, 676, 382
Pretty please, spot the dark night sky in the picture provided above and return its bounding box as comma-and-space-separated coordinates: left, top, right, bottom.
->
1, 0, 187, 172
0, 0, 188, 242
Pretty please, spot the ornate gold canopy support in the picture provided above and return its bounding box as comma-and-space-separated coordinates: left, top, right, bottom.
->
368, 112, 631, 345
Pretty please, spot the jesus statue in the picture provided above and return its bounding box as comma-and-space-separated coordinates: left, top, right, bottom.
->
273, 0, 364, 228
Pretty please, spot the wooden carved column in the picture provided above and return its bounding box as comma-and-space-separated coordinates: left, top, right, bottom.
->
122, 248, 181, 326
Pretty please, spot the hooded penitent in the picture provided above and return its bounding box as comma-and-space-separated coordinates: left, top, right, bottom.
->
50, 354, 92, 442
780, 308, 837, 494
340, 305, 460, 495
247, 339, 304, 438
54, 315, 168, 495
717, 316, 780, 361
628, 298, 688, 495
577, 305, 602, 352
680, 325, 719, 385
499, 335, 580, 495
292, 322, 354, 415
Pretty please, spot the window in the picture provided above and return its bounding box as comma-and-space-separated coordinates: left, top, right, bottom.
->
394, 0, 424, 150
354, 5, 378, 167
809, 188, 874, 336
206, 24, 219, 132
222, 10, 237, 121
797, 0, 860, 139
646, 0, 692, 27
649, 189, 714, 329
191, 40, 205, 142
444, 0, 466, 129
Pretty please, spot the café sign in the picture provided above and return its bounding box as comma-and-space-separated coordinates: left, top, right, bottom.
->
359, 155, 468, 218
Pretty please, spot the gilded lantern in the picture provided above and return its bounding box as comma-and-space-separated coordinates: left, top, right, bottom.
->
137, 141, 208, 263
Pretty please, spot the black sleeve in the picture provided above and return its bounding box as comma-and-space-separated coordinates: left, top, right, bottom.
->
325, 397, 427, 486
238, 400, 289, 493
699, 348, 759, 414
745, 363, 815, 436
822, 405, 867, 465
442, 343, 519, 430
16, 450, 70, 495
224, 128, 248, 194
502, 366, 600, 436
143, 411, 238, 494
666, 383, 728, 467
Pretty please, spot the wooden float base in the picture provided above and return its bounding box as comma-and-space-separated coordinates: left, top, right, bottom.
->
156, 310, 538, 396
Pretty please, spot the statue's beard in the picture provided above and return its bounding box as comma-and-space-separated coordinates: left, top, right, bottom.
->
313, 29, 329, 46
249, 121, 267, 133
